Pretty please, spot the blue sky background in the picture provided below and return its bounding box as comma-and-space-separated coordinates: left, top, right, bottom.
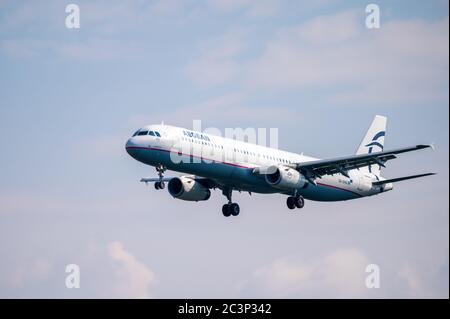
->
0, 0, 448, 298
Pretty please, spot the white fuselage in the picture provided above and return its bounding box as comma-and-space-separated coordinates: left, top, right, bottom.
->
126, 124, 391, 201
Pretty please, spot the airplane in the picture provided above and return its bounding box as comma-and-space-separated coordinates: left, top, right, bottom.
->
125, 115, 435, 217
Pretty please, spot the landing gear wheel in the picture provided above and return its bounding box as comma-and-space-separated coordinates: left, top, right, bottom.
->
294, 196, 304, 209
154, 181, 165, 190
230, 203, 240, 216
222, 204, 231, 217
222, 188, 239, 217
286, 197, 296, 209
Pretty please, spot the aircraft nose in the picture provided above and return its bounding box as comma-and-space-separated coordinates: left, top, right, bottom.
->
125, 137, 139, 157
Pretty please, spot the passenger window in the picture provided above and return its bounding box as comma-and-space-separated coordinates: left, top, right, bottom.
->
149, 131, 155, 136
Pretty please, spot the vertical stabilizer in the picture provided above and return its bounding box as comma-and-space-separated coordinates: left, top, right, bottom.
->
356, 115, 387, 176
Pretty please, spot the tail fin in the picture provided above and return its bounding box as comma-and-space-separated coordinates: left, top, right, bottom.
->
356, 115, 387, 176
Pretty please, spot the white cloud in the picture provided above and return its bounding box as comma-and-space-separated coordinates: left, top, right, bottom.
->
397, 262, 449, 298
185, 59, 239, 87
240, 249, 370, 298
0, 192, 69, 215
246, 14, 449, 105
241, 249, 449, 299
207, 0, 252, 12
8, 258, 52, 288
290, 10, 361, 45
1, 38, 49, 58
184, 30, 248, 87
59, 39, 143, 61
73, 134, 128, 161
184, 11, 448, 106
149, 0, 189, 16
107, 241, 156, 298
398, 263, 423, 298
128, 92, 302, 130
206, 0, 279, 17
1, 37, 142, 62
0, 1, 183, 61
0, 240, 158, 298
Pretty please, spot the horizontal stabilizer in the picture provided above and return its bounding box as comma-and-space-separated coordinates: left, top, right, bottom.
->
140, 175, 217, 189
372, 173, 436, 185
140, 177, 173, 183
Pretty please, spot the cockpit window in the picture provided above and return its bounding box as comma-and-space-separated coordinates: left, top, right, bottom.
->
155, 131, 161, 137
149, 131, 155, 136
132, 130, 140, 137
137, 130, 148, 136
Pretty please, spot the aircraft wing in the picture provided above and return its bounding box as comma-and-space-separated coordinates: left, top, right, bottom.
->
291, 144, 433, 180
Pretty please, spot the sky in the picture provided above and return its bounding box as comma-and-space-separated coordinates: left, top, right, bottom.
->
0, 0, 448, 298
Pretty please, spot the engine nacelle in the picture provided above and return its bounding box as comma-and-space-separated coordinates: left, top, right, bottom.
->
168, 176, 211, 201
380, 182, 393, 192
265, 165, 307, 191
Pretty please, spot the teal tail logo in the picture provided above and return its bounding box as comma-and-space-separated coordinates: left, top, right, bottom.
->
366, 131, 385, 173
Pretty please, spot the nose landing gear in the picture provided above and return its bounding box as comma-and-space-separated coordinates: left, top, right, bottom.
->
154, 164, 166, 190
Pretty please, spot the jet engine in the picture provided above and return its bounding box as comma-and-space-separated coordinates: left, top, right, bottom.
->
265, 165, 307, 191
168, 176, 211, 201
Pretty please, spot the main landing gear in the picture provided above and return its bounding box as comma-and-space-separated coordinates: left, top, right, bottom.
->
222, 188, 240, 217
286, 195, 305, 210
154, 181, 165, 190
154, 164, 166, 190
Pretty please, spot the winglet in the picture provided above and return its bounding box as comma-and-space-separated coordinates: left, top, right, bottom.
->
417, 144, 435, 151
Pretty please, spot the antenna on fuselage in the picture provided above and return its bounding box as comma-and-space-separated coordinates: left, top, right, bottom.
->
161, 120, 164, 126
